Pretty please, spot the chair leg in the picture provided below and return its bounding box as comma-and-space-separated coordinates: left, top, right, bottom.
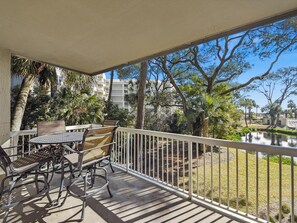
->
0, 177, 7, 201
3, 209, 9, 223
81, 173, 88, 221
109, 158, 115, 173
81, 199, 86, 221
3, 178, 18, 222
90, 166, 96, 188
107, 185, 112, 198
103, 167, 112, 198
35, 171, 40, 193
42, 172, 52, 205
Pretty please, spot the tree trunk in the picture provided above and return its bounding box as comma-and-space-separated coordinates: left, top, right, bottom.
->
11, 74, 35, 131
271, 115, 276, 127
108, 70, 114, 104
192, 113, 205, 154
135, 61, 147, 129
203, 112, 209, 137
50, 77, 58, 98
192, 113, 204, 136
244, 107, 248, 127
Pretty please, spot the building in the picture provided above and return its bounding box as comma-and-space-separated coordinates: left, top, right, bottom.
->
92, 73, 131, 109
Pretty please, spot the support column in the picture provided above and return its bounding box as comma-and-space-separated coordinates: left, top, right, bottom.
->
0, 48, 11, 145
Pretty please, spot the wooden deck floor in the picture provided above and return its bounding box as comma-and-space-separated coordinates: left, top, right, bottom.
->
2, 168, 239, 223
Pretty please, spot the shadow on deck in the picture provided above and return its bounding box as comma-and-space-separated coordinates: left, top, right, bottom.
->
2, 168, 238, 223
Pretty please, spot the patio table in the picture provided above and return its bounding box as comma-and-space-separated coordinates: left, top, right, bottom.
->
29, 132, 84, 204
30, 132, 84, 145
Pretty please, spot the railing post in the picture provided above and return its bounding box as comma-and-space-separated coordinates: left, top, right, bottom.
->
188, 141, 193, 200
126, 132, 130, 172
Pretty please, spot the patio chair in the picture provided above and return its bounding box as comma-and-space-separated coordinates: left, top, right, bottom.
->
0, 145, 53, 222
37, 120, 66, 136
62, 126, 117, 221
101, 120, 119, 172
102, 119, 119, 127
36, 120, 66, 157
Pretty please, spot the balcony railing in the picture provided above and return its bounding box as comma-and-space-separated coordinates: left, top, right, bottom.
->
8, 125, 297, 223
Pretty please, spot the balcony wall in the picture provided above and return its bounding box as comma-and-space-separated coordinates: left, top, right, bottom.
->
0, 49, 11, 145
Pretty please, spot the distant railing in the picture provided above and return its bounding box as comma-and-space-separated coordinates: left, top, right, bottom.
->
8, 125, 297, 223
9, 124, 92, 156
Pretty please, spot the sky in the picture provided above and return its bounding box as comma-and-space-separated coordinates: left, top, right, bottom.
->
238, 51, 297, 110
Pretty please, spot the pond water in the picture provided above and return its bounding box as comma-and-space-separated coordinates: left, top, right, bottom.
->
241, 131, 297, 162
241, 131, 297, 148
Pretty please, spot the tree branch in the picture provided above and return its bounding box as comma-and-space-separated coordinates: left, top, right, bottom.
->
221, 38, 296, 96
160, 55, 187, 114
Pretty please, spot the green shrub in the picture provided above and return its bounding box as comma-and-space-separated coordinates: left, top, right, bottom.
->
269, 215, 276, 223
263, 155, 297, 166
282, 203, 290, 214
275, 211, 284, 220
269, 128, 297, 136
241, 127, 251, 134
226, 133, 242, 141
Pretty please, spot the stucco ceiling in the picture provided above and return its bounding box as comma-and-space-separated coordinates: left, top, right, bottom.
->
0, 0, 297, 75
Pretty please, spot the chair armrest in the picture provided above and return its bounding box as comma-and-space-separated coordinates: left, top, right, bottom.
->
2, 144, 28, 157
1, 144, 27, 149
62, 144, 79, 153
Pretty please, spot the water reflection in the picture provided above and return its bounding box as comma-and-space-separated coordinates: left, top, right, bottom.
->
242, 131, 297, 148
242, 132, 297, 162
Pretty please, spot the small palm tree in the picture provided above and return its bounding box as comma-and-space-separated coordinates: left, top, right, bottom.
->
287, 99, 296, 118
239, 98, 256, 127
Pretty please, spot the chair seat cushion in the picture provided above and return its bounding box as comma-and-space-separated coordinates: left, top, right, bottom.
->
11, 151, 51, 173
65, 147, 106, 167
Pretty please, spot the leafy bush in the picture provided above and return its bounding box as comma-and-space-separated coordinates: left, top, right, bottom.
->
269, 128, 297, 136
225, 133, 242, 141
104, 102, 134, 127
282, 204, 290, 214
263, 155, 297, 166
241, 127, 251, 134
269, 215, 276, 223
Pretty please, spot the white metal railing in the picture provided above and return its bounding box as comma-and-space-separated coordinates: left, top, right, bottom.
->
8, 124, 92, 156
8, 125, 297, 223
114, 127, 297, 223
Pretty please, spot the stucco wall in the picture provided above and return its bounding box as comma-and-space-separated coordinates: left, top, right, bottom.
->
0, 49, 11, 145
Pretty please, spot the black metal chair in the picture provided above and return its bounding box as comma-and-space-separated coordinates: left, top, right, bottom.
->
0, 145, 53, 222
62, 126, 117, 221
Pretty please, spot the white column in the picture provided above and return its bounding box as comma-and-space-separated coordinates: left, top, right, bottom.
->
0, 48, 11, 145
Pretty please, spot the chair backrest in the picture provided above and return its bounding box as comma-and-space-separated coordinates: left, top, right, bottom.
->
0, 146, 12, 175
102, 120, 119, 127
37, 120, 66, 136
75, 126, 117, 167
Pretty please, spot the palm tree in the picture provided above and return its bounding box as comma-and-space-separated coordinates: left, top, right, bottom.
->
287, 99, 296, 118
61, 69, 97, 92
262, 102, 282, 127
11, 56, 57, 131
239, 98, 256, 127
255, 104, 260, 118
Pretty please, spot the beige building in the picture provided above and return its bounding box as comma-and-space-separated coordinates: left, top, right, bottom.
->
95, 74, 130, 109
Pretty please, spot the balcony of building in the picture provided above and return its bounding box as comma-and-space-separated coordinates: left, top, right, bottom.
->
3, 125, 296, 223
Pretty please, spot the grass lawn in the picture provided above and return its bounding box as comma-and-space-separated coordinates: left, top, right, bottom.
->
189, 148, 297, 218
